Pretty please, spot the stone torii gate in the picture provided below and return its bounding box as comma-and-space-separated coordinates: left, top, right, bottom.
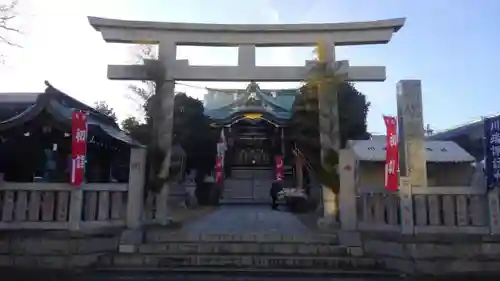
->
88, 16, 405, 223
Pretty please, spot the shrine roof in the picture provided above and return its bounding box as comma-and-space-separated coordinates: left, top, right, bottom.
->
204, 83, 300, 125
349, 138, 475, 163
0, 82, 143, 147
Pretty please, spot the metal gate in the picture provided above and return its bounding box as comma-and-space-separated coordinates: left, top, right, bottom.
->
221, 168, 274, 204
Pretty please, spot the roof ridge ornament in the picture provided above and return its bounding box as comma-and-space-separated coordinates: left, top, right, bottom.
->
245, 81, 260, 93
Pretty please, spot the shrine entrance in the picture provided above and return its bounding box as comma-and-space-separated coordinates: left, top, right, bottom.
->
221, 168, 275, 204
221, 114, 281, 203
228, 116, 280, 167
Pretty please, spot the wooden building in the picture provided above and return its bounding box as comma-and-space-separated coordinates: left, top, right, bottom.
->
204, 82, 298, 169
0, 81, 142, 183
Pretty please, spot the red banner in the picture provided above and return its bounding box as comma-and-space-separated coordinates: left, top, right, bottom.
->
215, 156, 223, 184
275, 155, 284, 181
70, 111, 88, 186
383, 116, 399, 191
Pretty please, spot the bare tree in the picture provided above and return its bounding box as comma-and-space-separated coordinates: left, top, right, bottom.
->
0, 0, 20, 47
127, 45, 158, 116
93, 100, 118, 122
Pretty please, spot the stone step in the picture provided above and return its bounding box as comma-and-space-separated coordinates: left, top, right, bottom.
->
100, 254, 386, 271
230, 169, 275, 180
219, 199, 271, 204
144, 231, 338, 244
221, 193, 271, 200
137, 242, 346, 256
86, 268, 403, 280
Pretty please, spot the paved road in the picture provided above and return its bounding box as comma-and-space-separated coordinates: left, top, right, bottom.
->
180, 205, 312, 236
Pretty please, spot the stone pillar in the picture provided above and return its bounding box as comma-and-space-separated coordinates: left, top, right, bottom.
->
119, 147, 147, 253
396, 80, 426, 235
396, 80, 427, 188
399, 176, 414, 234
68, 189, 83, 231
339, 148, 357, 231
488, 188, 500, 234
155, 40, 177, 225
126, 148, 147, 229
238, 45, 256, 67
316, 41, 340, 223
154, 80, 175, 226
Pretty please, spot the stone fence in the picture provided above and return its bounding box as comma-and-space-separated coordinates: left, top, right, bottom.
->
0, 145, 197, 233
0, 148, 149, 231
338, 148, 500, 235
338, 148, 500, 275
0, 147, 196, 269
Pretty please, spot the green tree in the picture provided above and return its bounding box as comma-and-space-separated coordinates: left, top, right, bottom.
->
291, 82, 370, 187
172, 93, 217, 175
120, 116, 150, 145
93, 100, 117, 122
121, 116, 141, 133
127, 45, 217, 193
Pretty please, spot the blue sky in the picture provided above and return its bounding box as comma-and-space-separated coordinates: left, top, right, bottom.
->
0, 0, 499, 134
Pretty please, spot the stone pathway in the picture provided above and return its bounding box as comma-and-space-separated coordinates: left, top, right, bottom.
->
180, 205, 313, 236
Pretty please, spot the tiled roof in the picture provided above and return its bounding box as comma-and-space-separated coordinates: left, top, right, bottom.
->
349, 138, 475, 163
204, 84, 298, 123
0, 82, 142, 147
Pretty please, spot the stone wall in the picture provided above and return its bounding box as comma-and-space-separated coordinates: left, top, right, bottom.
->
360, 231, 500, 275
0, 229, 121, 269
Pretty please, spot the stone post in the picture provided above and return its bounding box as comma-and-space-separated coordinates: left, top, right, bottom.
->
68, 189, 83, 231
488, 188, 500, 234
126, 148, 147, 229
339, 148, 357, 231
338, 148, 362, 247
399, 176, 414, 234
396, 80, 427, 188
396, 80, 426, 234
119, 147, 147, 253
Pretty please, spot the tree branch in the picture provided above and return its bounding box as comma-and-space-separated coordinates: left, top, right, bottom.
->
0, 0, 20, 47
